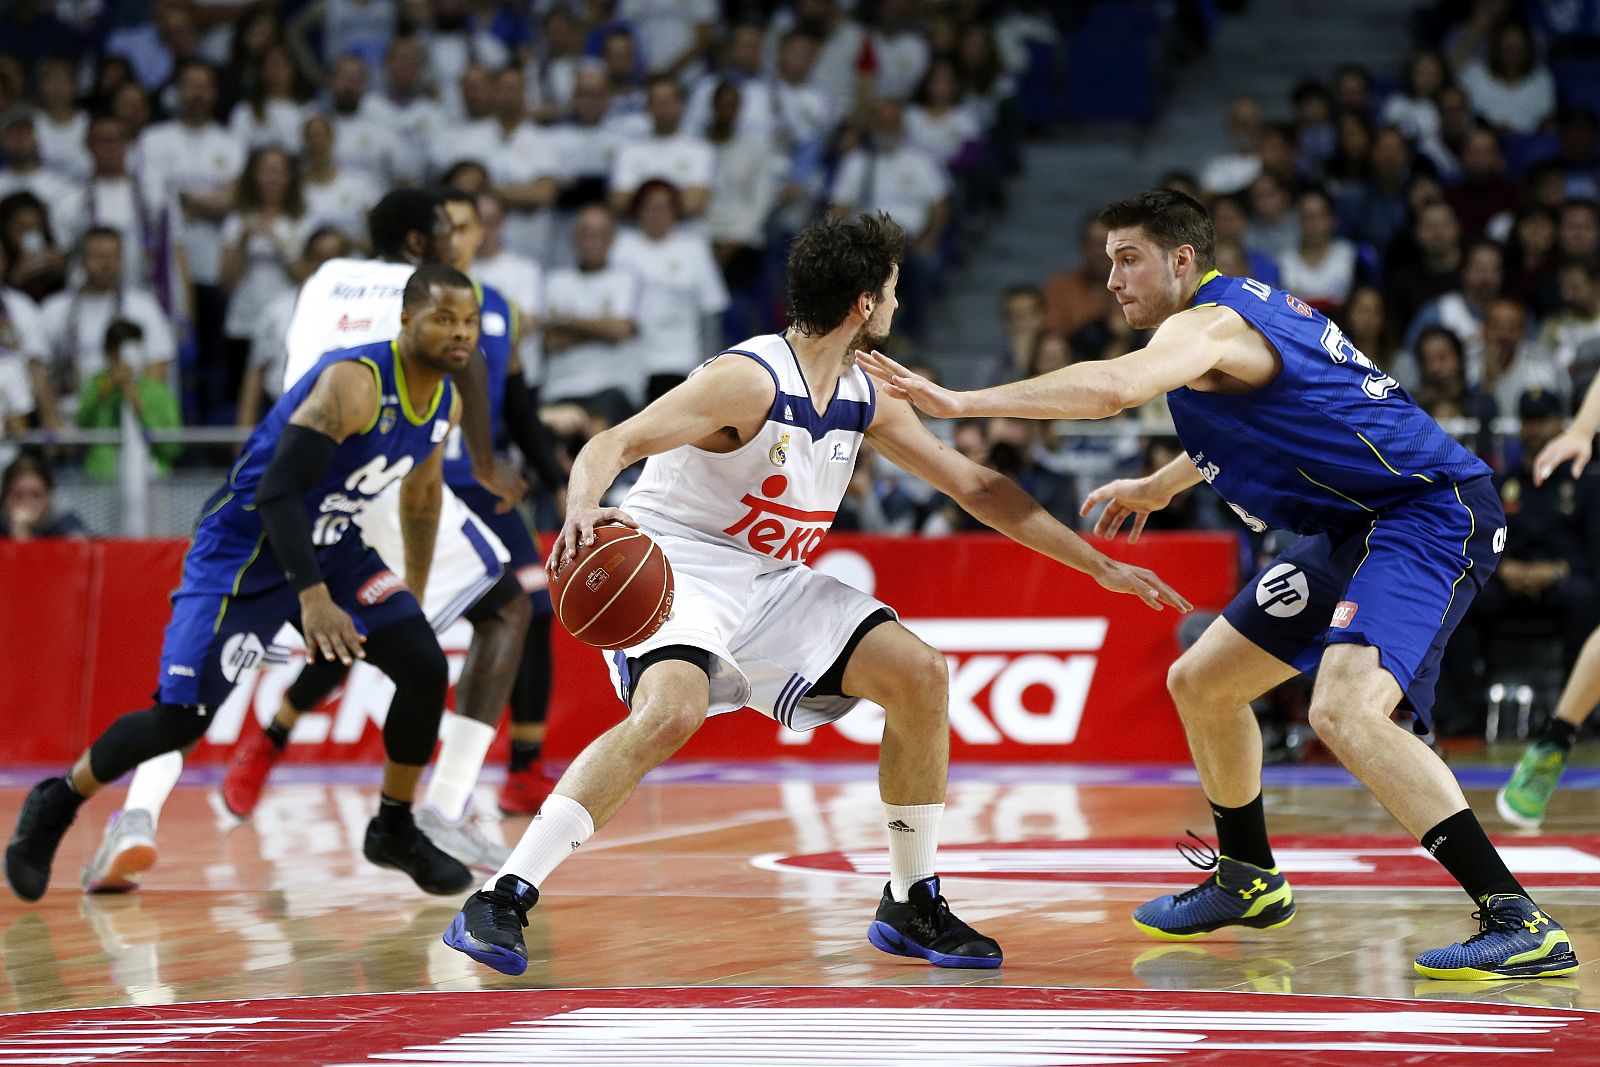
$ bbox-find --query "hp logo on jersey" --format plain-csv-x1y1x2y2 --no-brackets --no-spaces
1255,563,1309,618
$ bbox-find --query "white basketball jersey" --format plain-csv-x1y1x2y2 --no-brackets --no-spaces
282,257,413,390
623,333,875,570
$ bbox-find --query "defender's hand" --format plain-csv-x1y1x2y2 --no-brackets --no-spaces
855,350,966,419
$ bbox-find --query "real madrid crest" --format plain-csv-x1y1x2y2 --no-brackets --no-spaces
378,406,397,434
768,433,790,467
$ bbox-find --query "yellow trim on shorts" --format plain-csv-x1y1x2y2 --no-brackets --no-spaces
1440,483,1475,623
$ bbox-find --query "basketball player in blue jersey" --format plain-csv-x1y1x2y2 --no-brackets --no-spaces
5,265,483,903
862,190,1577,981
440,212,1190,977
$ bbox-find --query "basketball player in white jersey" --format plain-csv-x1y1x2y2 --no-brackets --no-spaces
79,191,530,892
443,213,1191,975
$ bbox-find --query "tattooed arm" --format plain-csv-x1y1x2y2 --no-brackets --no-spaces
398,390,460,606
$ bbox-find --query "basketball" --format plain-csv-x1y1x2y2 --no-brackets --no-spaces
550,523,675,649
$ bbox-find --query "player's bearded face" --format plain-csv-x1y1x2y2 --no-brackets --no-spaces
1106,228,1186,329
413,288,481,373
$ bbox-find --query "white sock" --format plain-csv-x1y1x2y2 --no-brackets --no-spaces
424,714,496,821
123,752,184,830
885,802,943,902
489,793,594,891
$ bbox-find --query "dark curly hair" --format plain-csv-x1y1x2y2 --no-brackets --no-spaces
785,212,907,336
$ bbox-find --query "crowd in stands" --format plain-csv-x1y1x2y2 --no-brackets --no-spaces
0,0,1061,507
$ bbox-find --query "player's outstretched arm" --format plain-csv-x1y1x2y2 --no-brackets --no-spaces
1537,373,1600,485
549,353,776,571
857,309,1232,421
260,361,382,665
865,392,1191,613
399,391,458,604
1080,456,1206,544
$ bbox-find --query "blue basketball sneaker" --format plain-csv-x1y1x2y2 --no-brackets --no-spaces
1132,835,1294,941
443,874,539,976
1414,894,1578,980
867,876,1002,968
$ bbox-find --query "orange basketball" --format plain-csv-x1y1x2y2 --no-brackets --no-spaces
550,524,674,649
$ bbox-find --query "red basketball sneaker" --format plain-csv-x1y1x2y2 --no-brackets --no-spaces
498,766,559,816
222,728,285,819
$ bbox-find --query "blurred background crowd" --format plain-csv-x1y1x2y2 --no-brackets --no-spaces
3,0,1600,740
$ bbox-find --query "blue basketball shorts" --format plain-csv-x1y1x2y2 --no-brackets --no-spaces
156,534,425,710
1221,476,1504,729
452,481,552,616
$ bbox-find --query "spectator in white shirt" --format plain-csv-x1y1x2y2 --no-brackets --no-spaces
236,225,352,431
527,5,586,124
38,227,177,419
683,22,775,141
1537,258,1600,372
1381,48,1449,150
870,0,932,102
454,61,496,126
286,0,397,85
446,65,566,259
542,204,643,425
416,0,512,119
472,190,546,388
229,42,306,152
601,26,649,132
0,191,69,305
324,53,402,186
768,28,837,234
1457,19,1557,135
219,146,315,413
0,239,54,436
619,0,718,77
905,55,984,171
780,0,870,118
30,58,91,183
557,64,626,217
361,35,449,186
612,179,730,401
1200,96,1265,196
1278,188,1358,313
828,97,950,339
704,82,777,291
0,112,77,209
1403,238,1506,381
298,113,383,243
610,76,715,219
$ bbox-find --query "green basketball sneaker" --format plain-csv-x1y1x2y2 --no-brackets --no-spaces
1496,742,1568,829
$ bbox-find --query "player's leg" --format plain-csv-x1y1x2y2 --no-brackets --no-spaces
221,656,349,818
443,652,712,975
501,612,558,815
81,749,185,893
1499,617,1600,829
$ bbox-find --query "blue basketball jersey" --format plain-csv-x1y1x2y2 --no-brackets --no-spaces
1166,271,1490,537
185,339,455,596
442,279,515,487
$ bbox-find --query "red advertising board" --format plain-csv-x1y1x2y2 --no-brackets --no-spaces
0,534,1238,765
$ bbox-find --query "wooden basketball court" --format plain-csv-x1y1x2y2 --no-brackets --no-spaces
3,759,1599,1063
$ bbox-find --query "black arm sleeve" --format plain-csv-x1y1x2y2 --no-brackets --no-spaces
504,379,567,491
255,424,340,591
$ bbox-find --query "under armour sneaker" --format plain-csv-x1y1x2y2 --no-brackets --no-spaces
415,804,511,872
1496,742,1568,829
81,809,158,893
221,728,286,819
443,874,539,976
1132,836,1295,941
363,814,474,895
1414,894,1578,980
867,876,1003,968
498,766,559,816
5,778,81,902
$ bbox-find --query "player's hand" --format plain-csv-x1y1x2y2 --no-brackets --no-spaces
1534,429,1593,486
549,505,639,574
1081,477,1174,543
1093,559,1192,614
475,459,529,513
855,350,966,419
298,587,366,665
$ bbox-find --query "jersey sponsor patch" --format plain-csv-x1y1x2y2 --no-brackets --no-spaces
357,570,407,606
220,631,267,683
1332,600,1358,627
1255,563,1309,617
1285,293,1315,317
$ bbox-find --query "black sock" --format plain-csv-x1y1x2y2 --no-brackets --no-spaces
1422,809,1526,903
1210,793,1274,870
377,793,412,832
510,740,541,773
1539,717,1579,751
264,720,291,749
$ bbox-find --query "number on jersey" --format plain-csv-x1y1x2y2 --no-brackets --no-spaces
1320,320,1399,400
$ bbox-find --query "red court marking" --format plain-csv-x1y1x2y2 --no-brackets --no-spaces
759,834,1600,889
0,987,1594,1065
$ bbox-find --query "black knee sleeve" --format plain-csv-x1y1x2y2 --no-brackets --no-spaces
285,657,352,711
364,614,449,766
511,613,553,726
89,703,210,784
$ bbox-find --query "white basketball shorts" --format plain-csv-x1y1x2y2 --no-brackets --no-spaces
357,482,510,631
602,528,894,731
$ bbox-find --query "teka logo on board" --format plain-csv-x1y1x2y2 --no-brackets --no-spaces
0,988,1591,1065
754,835,1600,891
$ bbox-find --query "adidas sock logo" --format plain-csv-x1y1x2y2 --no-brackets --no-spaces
887,820,915,833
